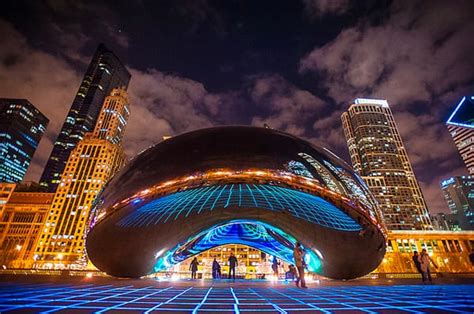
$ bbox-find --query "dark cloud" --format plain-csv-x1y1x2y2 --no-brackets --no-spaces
250,74,326,136
0,20,81,181
303,0,350,18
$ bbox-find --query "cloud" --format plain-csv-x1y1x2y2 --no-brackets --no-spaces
249,74,326,136
0,20,81,181
124,68,222,155
300,1,474,106
303,0,350,18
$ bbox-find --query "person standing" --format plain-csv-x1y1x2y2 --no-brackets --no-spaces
190,257,199,280
271,256,280,278
293,242,307,288
418,249,438,283
212,258,221,279
228,252,238,280
412,251,422,274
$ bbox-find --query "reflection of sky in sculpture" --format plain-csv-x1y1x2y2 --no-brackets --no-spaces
153,221,322,273
117,184,361,231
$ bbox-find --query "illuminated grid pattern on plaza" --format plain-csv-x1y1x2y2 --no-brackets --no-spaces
118,184,361,231
0,282,473,313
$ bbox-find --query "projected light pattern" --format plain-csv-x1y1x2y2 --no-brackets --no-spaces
118,184,361,231
1,282,473,313
153,221,322,273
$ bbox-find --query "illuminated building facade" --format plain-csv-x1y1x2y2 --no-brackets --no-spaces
0,99,48,183
375,230,474,274
40,44,131,192
440,176,474,230
0,186,54,268
34,89,130,269
341,98,432,230
446,96,474,174
87,126,387,280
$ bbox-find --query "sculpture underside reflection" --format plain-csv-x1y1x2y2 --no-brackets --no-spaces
153,220,322,273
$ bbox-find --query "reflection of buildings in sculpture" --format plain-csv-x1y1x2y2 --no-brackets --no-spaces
34,89,130,269
40,44,131,192
446,96,474,174
0,99,49,183
86,126,387,280
439,176,474,231
0,184,53,268
376,230,474,274
342,98,432,230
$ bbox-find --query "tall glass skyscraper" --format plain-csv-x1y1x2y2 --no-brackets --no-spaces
0,99,49,183
440,176,474,230
39,44,131,192
446,96,474,174
341,98,432,230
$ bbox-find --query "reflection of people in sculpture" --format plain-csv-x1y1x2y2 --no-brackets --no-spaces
286,265,297,280
189,257,199,279
228,252,238,280
212,258,221,279
293,242,307,288
271,256,280,278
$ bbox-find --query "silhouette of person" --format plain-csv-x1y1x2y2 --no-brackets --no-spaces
228,252,238,280
212,258,221,279
189,257,198,279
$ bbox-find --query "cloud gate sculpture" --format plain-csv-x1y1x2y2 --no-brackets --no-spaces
86,126,386,279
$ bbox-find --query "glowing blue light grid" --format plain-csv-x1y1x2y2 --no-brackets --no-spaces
118,184,360,231
1,282,473,313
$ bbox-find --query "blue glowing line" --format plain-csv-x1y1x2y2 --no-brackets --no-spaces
447,96,466,125
1,283,473,313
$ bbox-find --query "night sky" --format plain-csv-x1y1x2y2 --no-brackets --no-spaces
1,0,473,214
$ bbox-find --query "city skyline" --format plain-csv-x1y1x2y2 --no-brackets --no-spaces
1,1,473,214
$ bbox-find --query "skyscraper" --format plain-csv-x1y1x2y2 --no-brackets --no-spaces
440,176,474,230
40,44,130,192
34,88,130,268
446,96,474,174
341,98,432,230
0,99,49,183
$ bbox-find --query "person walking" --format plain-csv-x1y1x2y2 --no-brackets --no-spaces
271,256,280,278
228,252,238,280
293,242,307,288
418,249,438,283
190,257,199,280
412,251,422,274
212,258,221,279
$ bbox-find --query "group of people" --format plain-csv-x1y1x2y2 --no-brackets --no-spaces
189,252,238,280
412,249,438,283
189,244,308,287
